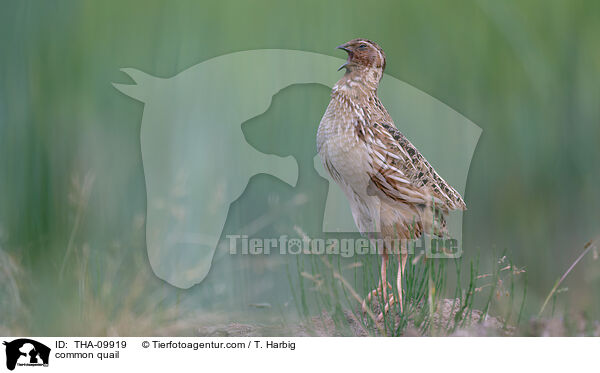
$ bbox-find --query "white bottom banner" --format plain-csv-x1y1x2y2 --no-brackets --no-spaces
0,337,596,372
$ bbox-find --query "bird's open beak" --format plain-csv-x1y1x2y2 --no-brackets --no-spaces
336,43,352,71
336,44,351,53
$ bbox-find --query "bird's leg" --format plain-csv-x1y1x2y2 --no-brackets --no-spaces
397,251,408,313
375,252,396,321
362,252,392,313
381,253,388,301
377,246,408,321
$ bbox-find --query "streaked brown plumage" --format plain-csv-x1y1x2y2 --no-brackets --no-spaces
317,38,466,318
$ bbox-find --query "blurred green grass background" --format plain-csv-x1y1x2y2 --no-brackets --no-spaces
1,0,599,334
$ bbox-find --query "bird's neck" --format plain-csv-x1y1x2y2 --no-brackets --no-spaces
333,67,382,97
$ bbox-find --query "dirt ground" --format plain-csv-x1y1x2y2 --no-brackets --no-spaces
196,299,509,337
196,299,600,337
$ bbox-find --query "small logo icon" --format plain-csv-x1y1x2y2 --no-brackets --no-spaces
3,339,50,371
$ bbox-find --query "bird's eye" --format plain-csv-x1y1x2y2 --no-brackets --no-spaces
358,44,367,50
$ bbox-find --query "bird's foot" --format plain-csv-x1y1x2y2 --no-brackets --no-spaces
362,282,392,314
376,295,395,322
375,287,404,321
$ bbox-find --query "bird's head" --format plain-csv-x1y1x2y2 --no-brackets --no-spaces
337,39,386,74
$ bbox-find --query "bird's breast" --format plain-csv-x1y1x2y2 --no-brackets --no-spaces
317,100,372,195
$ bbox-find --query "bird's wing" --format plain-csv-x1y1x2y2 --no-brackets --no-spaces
362,118,466,212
